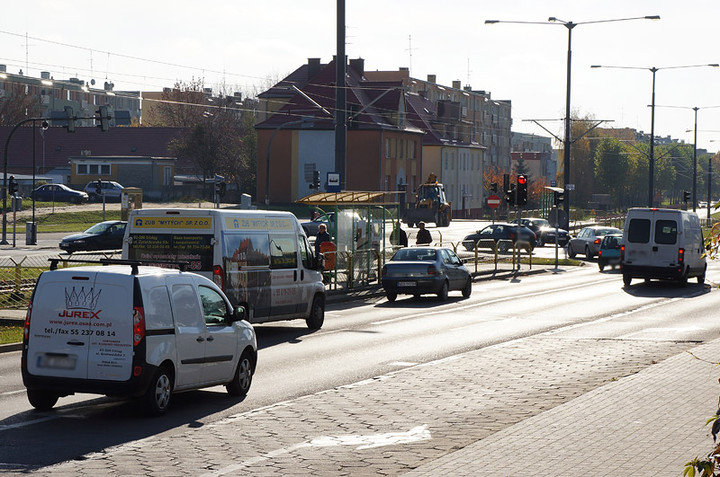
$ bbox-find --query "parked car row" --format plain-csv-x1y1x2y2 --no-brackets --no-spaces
28,181,124,204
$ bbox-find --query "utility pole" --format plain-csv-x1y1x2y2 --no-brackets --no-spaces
335,0,346,189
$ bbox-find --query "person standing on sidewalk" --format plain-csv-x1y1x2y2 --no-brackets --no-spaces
390,221,408,248
315,224,331,256
415,222,432,245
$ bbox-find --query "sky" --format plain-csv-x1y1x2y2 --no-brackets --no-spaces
4,0,720,150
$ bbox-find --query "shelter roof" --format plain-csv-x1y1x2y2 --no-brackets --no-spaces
297,191,399,206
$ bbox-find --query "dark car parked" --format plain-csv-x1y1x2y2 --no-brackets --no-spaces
462,223,536,253
511,217,570,247
566,226,622,258
31,184,89,204
381,247,472,302
59,221,127,253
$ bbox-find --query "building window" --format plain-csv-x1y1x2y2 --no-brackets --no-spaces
385,138,390,158
76,163,110,175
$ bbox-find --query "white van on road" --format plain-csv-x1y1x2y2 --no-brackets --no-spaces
621,208,707,286
22,260,257,415
122,209,326,329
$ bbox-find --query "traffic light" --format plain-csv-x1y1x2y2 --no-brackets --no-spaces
505,183,516,206
64,106,75,133
310,170,321,190
517,175,528,207
683,190,691,203
95,179,102,196
490,182,498,193
215,181,226,198
97,105,111,132
8,176,18,196
553,189,564,206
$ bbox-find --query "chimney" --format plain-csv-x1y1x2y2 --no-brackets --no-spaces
104,81,115,91
203,87,212,96
349,58,365,76
452,80,461,89
163,87,171,93
41,71,51,80
233,92,242,100
427,74,436,84
464,85,472,92
399,67,409,73
308,58,322,78
0,65,6,73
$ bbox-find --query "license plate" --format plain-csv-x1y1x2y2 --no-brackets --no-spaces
397,281,416,287
37,354,77,370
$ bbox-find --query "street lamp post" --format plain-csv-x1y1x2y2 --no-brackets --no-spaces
485,15,659,229
591,64,719,207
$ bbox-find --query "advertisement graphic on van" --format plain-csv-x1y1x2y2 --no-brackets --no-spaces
128,234,213,271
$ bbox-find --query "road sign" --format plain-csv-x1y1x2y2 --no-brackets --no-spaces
486,194,501,209
327,172,341,193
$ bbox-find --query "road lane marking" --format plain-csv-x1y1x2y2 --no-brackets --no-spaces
202,425,431,476
387,361,418,367
370,278,619,325
0,390,25,398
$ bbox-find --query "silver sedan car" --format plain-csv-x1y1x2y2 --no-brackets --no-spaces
567,226,622,258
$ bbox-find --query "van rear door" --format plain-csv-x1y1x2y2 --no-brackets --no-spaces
26,271,98,379
651,211,680,268
86,273,134,381
625,215,653,266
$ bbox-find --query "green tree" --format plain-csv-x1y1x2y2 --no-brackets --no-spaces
593,138,629,207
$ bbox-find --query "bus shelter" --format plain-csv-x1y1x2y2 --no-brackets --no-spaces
296,191,400,289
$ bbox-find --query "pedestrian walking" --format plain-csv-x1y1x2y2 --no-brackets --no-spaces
415,221,432,245
390,221,408,247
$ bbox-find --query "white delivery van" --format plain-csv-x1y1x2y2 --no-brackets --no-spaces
621,208,707,286
122,209,326,329
22,259,257,415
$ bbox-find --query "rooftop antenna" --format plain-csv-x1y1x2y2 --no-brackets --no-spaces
405,35,417,73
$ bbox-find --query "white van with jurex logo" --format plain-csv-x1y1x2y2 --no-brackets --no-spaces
22,260,257,415
622,208,707,286
122,209,326,329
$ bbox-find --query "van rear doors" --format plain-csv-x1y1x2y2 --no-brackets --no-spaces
26,271,134,382
625,210,680,268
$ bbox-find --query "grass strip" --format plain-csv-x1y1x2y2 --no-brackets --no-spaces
0,325,22,345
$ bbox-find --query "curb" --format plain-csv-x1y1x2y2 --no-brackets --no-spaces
0,342,22,353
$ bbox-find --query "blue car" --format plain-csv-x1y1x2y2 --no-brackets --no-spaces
597,233,623,271
31,184,89,203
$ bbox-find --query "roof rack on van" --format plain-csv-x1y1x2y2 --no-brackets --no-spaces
48,258,189,274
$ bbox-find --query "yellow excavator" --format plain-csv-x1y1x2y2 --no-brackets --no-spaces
401,173,452,228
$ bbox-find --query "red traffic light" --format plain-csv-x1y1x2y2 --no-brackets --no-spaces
517,175,527,185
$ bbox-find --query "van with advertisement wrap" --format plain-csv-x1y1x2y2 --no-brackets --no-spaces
22,260,258,415
122,209,326,329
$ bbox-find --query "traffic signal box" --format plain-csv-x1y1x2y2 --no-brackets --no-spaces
683,191,690,203
309,170,321,190
517,175,528,207
553,189,564,206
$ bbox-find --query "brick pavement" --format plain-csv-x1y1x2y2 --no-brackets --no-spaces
407,338,720,477
27,333,704,476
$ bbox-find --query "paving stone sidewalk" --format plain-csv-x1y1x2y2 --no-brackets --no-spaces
28,333,702,476
406,338,720,477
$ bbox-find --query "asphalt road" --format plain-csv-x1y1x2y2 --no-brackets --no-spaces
1,258,719,470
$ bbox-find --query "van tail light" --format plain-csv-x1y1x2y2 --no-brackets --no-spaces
678,248,685,264
620,245,625,261
133,306,146,347
594,238,601,245
23,301,32,342
213,265,225,290
427,265,438,275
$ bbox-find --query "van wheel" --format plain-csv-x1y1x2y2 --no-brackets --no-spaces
678,269,689,286
227,351,254,398
698,268,707,284
144,366,173,416
386,291,397,302
306,295,325,330
27,389,59,411
623,274,632,287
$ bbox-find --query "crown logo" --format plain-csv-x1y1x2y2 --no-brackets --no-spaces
64,287,102,310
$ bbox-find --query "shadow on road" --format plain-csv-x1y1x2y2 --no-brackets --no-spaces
253,324,317,349
0,388,246,471
375,295,468,308
622,280,711,298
